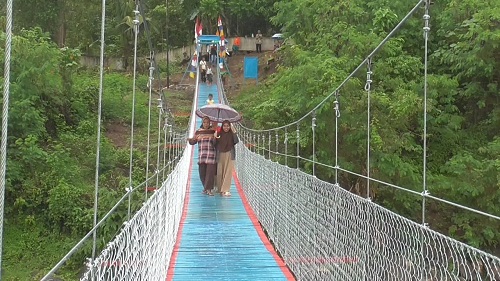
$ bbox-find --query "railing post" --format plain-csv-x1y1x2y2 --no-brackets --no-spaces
162,122,168,182
365,57,373,200
275,130,279,162
296,123,300,170
252,133,256,153
284,128,288,166
258,134,261,156
155,109,163,189
312,111,317,177
334,91,340,184
268,131,271,159
167,125,173,171
244,130,248,150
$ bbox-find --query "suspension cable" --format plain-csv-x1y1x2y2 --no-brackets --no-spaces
155,104,163,189
128,6,141,220
312,111,317,176
365,57,373,200
0,0,13,274
422,0,431,226
421,5,431,275
91,0,107,262
334,91,340,184
145,59,154,200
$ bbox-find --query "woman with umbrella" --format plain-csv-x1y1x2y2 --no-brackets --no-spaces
188,116,217,196
215,120,239,196
195,104,242,196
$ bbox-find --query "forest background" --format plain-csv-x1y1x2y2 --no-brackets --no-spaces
0,0,499,279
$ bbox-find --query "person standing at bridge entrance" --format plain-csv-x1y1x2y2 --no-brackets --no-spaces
255,30,263,53
215,120,239,197
189,116,217,196
232,37,241,55
210,45,217,64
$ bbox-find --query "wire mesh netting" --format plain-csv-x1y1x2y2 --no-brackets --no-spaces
235,143,500,281
80,146,191,280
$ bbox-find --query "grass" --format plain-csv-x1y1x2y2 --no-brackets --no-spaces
164,90,193,128
3,220,83,280
164,91,193,112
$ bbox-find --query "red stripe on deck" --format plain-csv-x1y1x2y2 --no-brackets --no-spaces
166,146,194,280
233,171,296,280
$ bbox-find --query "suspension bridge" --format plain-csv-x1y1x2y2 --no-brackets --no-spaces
0,0,499,280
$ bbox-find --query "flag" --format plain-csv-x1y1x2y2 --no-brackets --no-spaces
217,16,226,57
195,17,203,39
194,18,198,39
217,16,224,40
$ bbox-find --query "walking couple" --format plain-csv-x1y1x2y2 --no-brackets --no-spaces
188,116,239,196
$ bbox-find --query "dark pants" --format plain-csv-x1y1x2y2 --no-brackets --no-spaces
256,44,262,53
198,163,216,191
201,69,206,82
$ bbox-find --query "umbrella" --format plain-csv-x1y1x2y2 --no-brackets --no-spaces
271,33,284,39
196,103,242,123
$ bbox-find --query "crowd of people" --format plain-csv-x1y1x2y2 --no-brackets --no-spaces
188,100,239,197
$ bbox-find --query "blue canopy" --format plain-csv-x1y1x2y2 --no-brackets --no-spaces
197,35,221,45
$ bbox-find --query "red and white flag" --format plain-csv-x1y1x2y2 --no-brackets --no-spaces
195,17,203,39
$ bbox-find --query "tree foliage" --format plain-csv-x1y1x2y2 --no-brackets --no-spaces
1,0,279,59
1,27,157,278
234,0,500,253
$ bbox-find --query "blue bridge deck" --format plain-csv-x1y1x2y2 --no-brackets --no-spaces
167,82,293,280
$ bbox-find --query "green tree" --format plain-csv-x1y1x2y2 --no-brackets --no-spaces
235,0,500,253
